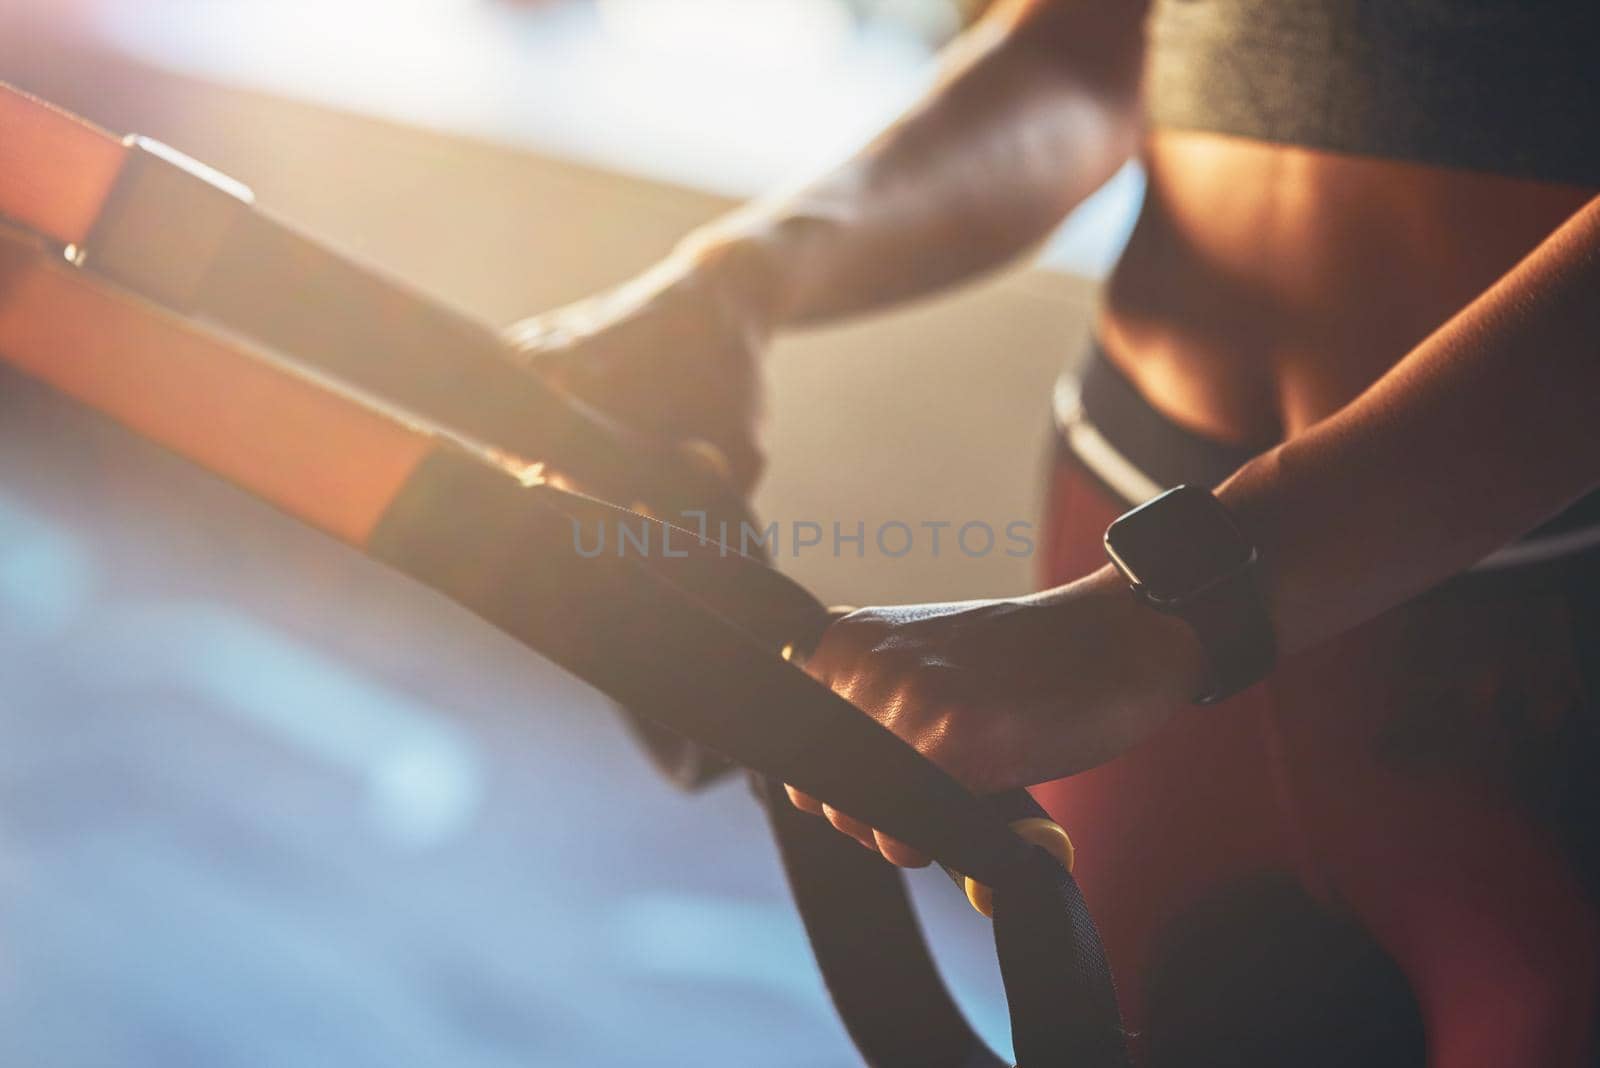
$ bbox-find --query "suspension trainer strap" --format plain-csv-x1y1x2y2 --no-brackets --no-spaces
757,780,1128,1067
0,79,740,786
0,224,435,544
0,81,744,528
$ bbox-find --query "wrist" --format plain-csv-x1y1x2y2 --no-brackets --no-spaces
1079,564,1210,709
1214,448,1298,651
675,208,837,331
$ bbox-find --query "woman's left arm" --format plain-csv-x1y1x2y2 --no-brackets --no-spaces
1222,193,1600,651
793,194,1600,865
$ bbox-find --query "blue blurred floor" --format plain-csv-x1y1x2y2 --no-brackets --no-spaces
0,367,1011,1066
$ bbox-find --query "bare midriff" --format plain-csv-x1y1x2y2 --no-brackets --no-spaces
1099,129,1599,445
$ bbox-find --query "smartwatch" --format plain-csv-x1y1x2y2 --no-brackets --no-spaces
1103,485,1275,704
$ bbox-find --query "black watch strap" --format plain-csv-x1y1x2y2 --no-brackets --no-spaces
1164,569,1276,704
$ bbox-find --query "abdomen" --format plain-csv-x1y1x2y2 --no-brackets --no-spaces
1098,131,1598,442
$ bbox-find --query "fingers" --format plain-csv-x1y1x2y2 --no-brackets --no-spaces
694,431,764,497
822,804,877,851
872,830,931,869
783,784,929,868
785,784,823,814
784,613,930,868
503,317,581,379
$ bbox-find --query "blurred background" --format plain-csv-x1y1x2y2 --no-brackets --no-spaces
0,1,1138,1064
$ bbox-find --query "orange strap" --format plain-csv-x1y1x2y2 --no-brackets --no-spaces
0,223,434,547
0,81,442,546
0,84,128,247
0,80,739,554
0,80,745,523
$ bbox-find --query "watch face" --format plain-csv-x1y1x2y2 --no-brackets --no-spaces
1104,485,1255,601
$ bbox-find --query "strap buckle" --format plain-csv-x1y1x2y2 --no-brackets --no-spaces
68,135,254,312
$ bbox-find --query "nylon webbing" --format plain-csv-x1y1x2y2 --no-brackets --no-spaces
0,77,746,787
0,80,747,538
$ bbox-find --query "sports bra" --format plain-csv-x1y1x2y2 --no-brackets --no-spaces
1145,0,1600,186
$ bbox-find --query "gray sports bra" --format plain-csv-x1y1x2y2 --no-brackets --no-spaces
1145,0,1600,186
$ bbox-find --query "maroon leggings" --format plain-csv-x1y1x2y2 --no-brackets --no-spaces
1030,454,1600,1067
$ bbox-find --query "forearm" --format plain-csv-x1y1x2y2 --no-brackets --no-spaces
797,194,1600,801
1221,195,1600,653
683,0,1147,327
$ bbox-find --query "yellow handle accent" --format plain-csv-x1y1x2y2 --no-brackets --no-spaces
963,817,1076,918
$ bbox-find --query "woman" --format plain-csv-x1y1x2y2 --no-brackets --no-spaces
510,1,1600,1062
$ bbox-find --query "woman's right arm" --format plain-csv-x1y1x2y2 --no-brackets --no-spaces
508,0,1149,488
692,0,1150,325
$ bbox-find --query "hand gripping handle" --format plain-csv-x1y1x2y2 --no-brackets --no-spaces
785,611,1076,918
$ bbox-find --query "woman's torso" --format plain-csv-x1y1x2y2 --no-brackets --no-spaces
1099,134,1598,446
1096,0,1600,446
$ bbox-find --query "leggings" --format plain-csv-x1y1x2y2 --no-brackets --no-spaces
1031,368,1600,1066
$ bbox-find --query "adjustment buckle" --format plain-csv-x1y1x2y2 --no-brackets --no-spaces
68,135,254,312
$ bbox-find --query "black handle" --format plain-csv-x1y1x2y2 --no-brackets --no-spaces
938,791,1076,917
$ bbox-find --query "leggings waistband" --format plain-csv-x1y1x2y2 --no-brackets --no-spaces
1058,338,1265,499
1054,336,1600,580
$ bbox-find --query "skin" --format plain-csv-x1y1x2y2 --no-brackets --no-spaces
508,0,1600,867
